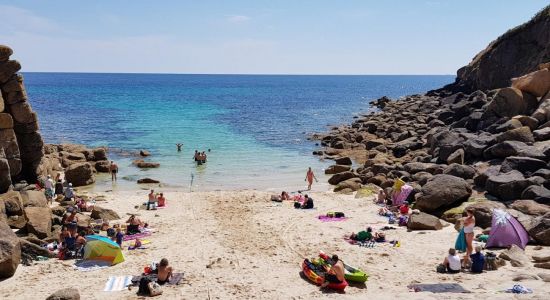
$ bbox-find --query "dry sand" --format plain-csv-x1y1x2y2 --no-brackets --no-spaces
1,188,550,299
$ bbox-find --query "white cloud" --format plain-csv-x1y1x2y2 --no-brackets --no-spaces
226,15,250,23
0,5,62,34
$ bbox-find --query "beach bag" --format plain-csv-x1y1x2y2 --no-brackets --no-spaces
455,228,467,252
294,202,301,209
436,264,446,273
398,215,408,227
138,277,152,295
148,282,163,296
335,212,345,218
485,252,498,271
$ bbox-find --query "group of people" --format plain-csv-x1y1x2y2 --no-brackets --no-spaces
42,174,76,205
193,150,209,165
146,190,166,210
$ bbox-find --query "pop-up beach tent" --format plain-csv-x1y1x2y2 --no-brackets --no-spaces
486,209,529,249
83,235,125,265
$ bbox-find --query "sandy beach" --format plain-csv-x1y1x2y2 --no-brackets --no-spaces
1,188,549,299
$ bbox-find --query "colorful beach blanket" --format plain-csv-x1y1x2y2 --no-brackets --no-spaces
123,232,152,241
103,276,133,291
318,215,348,222
131,273,184,286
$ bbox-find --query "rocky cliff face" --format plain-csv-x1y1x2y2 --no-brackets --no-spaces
445,5,550,93
0,45,44,193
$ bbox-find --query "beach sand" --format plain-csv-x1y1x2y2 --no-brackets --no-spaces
1,189,549,299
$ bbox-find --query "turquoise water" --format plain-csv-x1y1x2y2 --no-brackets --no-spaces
24,73,453,191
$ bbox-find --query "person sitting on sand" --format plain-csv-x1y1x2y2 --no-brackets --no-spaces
59,225,69,244
301,194,314,209
281,191,290,201
157,193,166,207
157,258,173,285
442,248,461,274
350,227,373,242
376,189,386,204
470,246,485,273
374,231,386,242
126,214,143,234
321,255,345,287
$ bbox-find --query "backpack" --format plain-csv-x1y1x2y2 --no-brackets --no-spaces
294,202,301,209
335,212,345,218
138,277,152,295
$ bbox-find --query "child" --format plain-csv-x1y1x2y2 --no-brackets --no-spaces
115,227,124,248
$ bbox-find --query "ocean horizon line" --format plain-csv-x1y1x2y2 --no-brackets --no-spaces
21,71,455,77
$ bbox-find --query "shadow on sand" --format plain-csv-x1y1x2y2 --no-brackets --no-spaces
407,283,471,293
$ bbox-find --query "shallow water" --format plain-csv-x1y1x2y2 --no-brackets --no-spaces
24,73,453,192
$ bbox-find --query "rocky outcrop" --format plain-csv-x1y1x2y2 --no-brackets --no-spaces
0,221,21,278
407,212,443,230
64,162,95,187
24,207,52,239
414,175,472,213
137,178,160,184
90,206,120,222
444,5,550,93
499,244,530,267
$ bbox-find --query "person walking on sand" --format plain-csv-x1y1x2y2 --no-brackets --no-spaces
176,143,183,152
109,161,118,182
305,167,318,190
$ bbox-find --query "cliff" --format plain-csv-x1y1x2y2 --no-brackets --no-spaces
445,5,550,93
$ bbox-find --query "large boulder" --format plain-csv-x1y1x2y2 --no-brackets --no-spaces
93,160,110,173
0,221,21,278
24,207,52,239
334,157,352,165
324,164,351,175
532,92,550,123
137,178,160,184
403,162,441,174
90,206,120,222
500,156,547,175
46,288,80,300
467,201,507,228
533,127,550,141
511,69,550,97
443,163,476,179
521,185,550,204
0,191,23,216
496,126,535,144
19,190,47,207
414,174,472,213
0,156,10,193
484,141,544,159
499,244,530,267
0,45,13,62
328,171,357,185
334,178,362,192
407,212,443,230
487,88,537,118
509,200,550,216
64,162,95,186
92,148,107,161
485,170,532,201
133,160,160,169
528,214,550,246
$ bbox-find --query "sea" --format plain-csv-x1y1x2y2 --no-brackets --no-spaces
23,73,454,192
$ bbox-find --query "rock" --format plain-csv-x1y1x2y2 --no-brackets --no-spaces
24,207,52,239
139,150,151,157
334,178,362,192
0,156,10,193
371,163,395,175
534,262,550,269
533,127,550,141
485,170,531,201
354,184,381,198
403,162,441,174
0,221,21,278
446,148,465,164
133,161,160,169
328,171,357,185
532,253,550,263
64,162,95,186
0,45,13,62
0,113,13,129
19,238,53,259
334,157,352,165
75,213,90,228
412,171,433,185
0,191,24,216
0,60,21,83
496,126,535,144
499,244,530,267
467,201,507,229
93,160,110,172
510,200,550,216
324,164,351,175
487,88,537,118
532,93,550,123
137,178,160,184
512,274,540,281
512,69,550,97
528,215,550,246
415,174,472,213
51,206,65,217
19,190,47,207
92,148,107,161
364,139,385,150
407,212,443,230
500,156,547,175
521,186,550,204
45,288,80,300
90,206,120,222
484,141,543,159
539,273,550,282
512,115,539,131
443,163,476,179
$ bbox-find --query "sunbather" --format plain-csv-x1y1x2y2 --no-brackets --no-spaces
126,214,143,234
350,227,373,242
157,258,173,285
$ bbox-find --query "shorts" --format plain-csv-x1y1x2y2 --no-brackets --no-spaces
325,274,342,284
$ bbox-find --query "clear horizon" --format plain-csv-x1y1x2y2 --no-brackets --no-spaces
1,0,548,75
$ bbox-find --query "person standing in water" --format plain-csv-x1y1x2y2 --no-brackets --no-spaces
176,143,183,152
305,167,318,190
109,161,118,181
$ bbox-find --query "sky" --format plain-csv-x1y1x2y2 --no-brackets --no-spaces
0,0,547,75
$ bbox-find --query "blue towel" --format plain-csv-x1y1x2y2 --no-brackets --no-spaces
455,228,466,252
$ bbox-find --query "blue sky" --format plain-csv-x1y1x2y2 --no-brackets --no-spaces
0,0,547,74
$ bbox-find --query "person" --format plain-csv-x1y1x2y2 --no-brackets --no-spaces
442,248,461,274
54,178,64,198
109,161,118,181
200,151,207,163
193,150,199,161
301,194,314,209
59,225,69,244
44,175,54,205
376,189,386,204
321,255,345,287
147,190,157,210
304,167,318,191
176,143,183,152
157,258,173,285
399,202,409,215
126,214,143,234
208,148,211,152
470,246,485,273
350,227,373,242
157,193,166,207
374,231,386,242
281,191,290,201
115,227,124,247
62,207,79,225
64,183,75,201
463,208,476,267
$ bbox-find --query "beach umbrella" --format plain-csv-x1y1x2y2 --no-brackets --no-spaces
83,235,125,265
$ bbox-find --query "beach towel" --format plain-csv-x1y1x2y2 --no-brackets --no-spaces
104,275,133,292
123,232,152,241
73,260,111,272
131,273,184,286
392,184,413,206
455,228,467,252
318,215,348,222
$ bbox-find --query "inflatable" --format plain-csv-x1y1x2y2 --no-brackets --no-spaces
318,252,368,283
302,259,348,290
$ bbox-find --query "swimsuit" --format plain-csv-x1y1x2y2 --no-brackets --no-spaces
325,273,343,283
464,223,474,234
